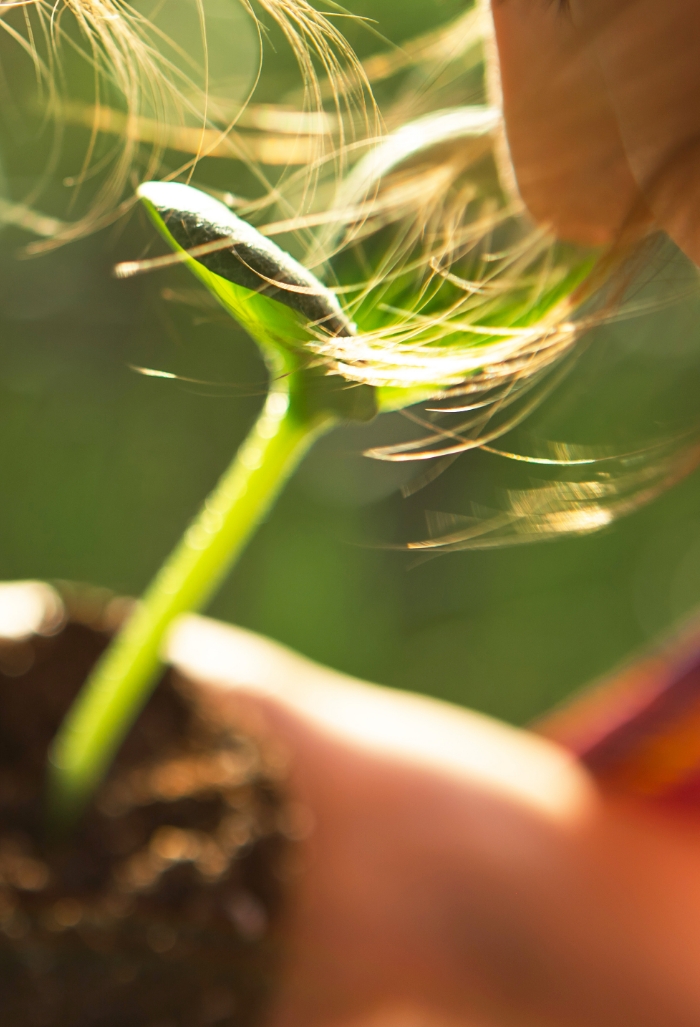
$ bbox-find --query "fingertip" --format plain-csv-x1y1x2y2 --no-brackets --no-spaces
166,614,305,698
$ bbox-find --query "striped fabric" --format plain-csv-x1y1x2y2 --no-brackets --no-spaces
535,615,700,808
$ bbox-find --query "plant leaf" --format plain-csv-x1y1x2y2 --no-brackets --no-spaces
137,182,378,421
137,181,354,358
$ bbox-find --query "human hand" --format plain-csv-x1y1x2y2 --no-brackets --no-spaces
491,0,700,263
169,613,700,1027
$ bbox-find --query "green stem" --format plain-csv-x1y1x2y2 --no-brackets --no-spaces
48,374,335,827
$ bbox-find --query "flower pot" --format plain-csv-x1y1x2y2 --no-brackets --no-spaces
0,582,292,1027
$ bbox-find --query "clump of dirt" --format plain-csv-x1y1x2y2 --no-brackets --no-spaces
0,607,292,1027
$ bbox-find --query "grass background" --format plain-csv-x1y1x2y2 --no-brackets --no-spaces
1,0,700,724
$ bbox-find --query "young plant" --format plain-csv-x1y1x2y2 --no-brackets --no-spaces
46,112,606,825
46,181,378,823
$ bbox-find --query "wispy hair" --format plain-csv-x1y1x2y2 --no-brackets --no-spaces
2,0,698,549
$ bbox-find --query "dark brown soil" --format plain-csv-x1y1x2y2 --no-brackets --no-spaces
0,598,292,1027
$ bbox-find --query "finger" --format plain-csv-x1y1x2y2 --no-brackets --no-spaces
167,613,601,1027
166,612,593,823
168,614,700,1027
572,0,700,263
491,0,647,244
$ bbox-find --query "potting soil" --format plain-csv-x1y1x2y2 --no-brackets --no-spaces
0,611,291,1026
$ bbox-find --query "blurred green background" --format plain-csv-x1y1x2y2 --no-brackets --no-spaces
1,0,700,726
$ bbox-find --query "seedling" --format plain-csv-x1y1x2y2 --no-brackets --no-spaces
46,121,608,827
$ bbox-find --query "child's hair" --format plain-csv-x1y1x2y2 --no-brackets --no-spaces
2,0,698,549
0,0,378,241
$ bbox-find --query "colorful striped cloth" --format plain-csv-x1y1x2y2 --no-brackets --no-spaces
535,615,700,807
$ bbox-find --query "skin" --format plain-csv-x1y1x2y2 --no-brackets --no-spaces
168,613,700,1027
492,0,700,262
